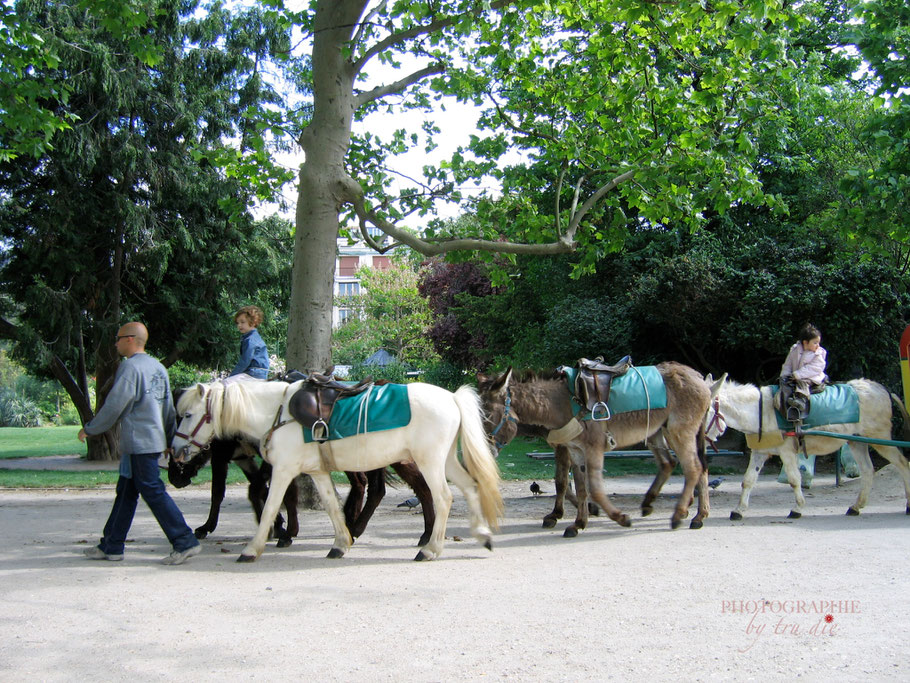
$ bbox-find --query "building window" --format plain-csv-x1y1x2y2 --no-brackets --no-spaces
339,256,359,277
338,308,354,324
338,281,360,297
372,255,390,271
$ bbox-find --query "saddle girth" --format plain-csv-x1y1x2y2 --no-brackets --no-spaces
575,355,633,421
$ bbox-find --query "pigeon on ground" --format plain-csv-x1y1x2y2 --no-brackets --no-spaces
530,481,544,496
396,496,421,509
708,476,725,490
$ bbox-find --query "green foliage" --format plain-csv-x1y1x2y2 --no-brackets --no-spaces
420,360,466,391
167,361,215,392
332,258,440,369
0,389,43,427
347,359,410,384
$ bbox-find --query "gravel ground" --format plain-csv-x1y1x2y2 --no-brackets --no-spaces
1,468,908,681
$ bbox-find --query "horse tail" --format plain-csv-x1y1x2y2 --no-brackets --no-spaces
890,393,910,443
453,385,504,530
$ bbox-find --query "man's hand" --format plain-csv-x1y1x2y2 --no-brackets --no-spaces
77,429,87,443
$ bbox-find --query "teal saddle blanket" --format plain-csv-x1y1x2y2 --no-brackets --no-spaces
302,383,411,443
771,383,860,429
562,365,668,417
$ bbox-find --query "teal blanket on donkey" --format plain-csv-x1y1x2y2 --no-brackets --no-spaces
562,365,668,417
302,383,411,443
771,383,860,429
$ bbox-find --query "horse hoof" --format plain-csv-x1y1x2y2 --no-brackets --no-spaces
689,519,703,530
616,515,632,528
236,554,256,563
588,504,599,516
906,506,910,516
846,507,860,516
326,547,345,559
641,506,653,517
542,517,558,529
414,550,431,561
194,529,208,540
730,511,743,521
788,511,801,519
276,538,292,548
483,539,493,551
563,527,579,538
671,519,681,530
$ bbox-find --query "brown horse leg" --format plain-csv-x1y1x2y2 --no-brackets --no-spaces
641,437,677,517
342,471,368,534
194,444,231,539
390,462,435,546
581,451,632,531
666,432,708,529
562,452,589,537
543,445,570,528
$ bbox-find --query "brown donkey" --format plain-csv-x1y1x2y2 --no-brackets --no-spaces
478,362,712,534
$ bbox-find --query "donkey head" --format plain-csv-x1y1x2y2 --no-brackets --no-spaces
476,368,519,449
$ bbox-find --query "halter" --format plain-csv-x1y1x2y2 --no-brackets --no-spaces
175,392,215,454
705,396,726,452
490,386,518,450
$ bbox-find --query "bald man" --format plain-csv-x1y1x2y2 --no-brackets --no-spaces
79,322,200,565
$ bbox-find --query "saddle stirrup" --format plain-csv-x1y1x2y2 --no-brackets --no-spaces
591,401,611,421
312,418,329,443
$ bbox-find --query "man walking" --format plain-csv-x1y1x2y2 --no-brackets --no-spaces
78,322,200,565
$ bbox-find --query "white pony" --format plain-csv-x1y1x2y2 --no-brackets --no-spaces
172,380,503,562
706,375,910,519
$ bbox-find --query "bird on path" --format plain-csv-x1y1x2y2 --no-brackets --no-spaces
530,481,544,496
708,476,725,490
396,496,421,509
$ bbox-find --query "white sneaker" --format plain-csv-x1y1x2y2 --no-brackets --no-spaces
161,544,201,565
84,546,123,562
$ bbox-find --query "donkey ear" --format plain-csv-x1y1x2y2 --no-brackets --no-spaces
709,373,727,399
491,367,513,394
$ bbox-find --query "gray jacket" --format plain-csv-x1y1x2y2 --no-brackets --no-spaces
84,353,176,476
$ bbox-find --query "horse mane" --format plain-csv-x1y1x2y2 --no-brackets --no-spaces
219,381,255,436
515,368,566,383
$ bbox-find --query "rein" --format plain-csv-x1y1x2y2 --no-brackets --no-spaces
490,386,518,450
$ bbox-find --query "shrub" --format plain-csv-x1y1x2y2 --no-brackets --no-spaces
0,389,44,427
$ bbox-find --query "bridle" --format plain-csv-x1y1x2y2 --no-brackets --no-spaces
705,396,726,452
174,392,215,456
490,385,518,450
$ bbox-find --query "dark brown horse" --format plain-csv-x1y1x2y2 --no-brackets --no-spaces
168,438,299,546
478,362,711,534
168,438,436,547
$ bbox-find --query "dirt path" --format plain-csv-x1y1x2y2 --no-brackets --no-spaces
1,470,908,681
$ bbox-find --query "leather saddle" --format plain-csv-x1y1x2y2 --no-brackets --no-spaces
574,355,633,421
287,370,377,442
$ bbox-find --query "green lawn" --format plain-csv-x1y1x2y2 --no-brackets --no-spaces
0,426,740,488
0,426,85,459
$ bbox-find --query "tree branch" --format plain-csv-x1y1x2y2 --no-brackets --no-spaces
354,63,445,108
349,191,576,256
353,0,520,73
565,169,636,240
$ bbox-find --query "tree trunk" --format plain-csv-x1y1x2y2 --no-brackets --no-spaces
286,3,364,509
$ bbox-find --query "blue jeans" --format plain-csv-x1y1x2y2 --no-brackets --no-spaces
97,453,199,555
